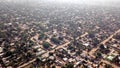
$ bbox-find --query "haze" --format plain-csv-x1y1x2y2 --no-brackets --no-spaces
4,0,120,7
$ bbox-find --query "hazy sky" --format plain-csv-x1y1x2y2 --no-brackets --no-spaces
47,0,120,4
4,0,120,6
43,0,120,6
5,0,120,3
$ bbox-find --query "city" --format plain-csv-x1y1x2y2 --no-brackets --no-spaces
0,0,120,68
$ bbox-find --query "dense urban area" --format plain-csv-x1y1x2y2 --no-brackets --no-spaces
0,1,120,68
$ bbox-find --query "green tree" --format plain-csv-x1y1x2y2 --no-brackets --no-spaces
66,63,74,68
105,64,112,68
61,66,66,68
38,33,46,40
61,63,74,68
42,42,50,49
51,37,60,44
52,65,56,68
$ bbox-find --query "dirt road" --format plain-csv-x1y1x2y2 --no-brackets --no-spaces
89,29,120,68
18,32,88,68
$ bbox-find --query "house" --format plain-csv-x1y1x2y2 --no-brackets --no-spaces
83,43,89,47
0,47,3,53
36,50,46,56
106,55,116,61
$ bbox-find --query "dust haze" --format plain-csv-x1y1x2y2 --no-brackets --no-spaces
2,0,120,7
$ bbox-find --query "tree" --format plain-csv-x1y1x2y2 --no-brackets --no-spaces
118,51,120,54
52,65,56,68
38,33,46,40
58,36,63,40
92,38,99,46
88,31,95,38
51,37,60,44
114,34,120,40
4,51,13,57
0,56,6,67
96,52,102,59
105,64,112,68
61,63,74,68
66,63,74,68
76,50,82,56
61,66,66,68
42,42,50,49
67,45,73,50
